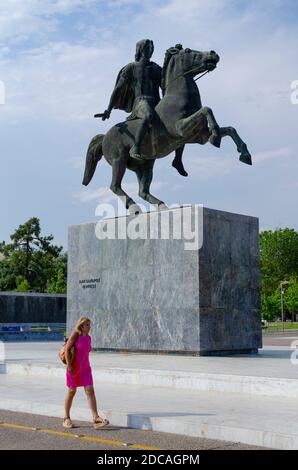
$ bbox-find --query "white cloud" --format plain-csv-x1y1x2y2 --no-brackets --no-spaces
0,0,97,42
77,183,141,204
0,41,120,123
106,0,142,6
77,186,119,204
253,147,293,164
157,0,225,20
1,0,295,129
69,157,85,170
183,145,294,180
185,151,235,179
277,181,298,190
0,0,298,245
76,181,164,204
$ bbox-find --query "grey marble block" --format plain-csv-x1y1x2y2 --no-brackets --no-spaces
67,206,262,355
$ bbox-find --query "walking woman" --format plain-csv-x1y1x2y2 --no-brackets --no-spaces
63,316,109,429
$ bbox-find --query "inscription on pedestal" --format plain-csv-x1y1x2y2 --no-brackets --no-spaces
79,278,101,290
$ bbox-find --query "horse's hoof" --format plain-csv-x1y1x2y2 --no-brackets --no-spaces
209,133,221,148
157,203,168,211
129,204,142,215
239,151,252,165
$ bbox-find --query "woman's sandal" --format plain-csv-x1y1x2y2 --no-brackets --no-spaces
93,415,109,429
63,417,74,428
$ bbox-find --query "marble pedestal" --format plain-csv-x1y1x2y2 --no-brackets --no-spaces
67,206,262,355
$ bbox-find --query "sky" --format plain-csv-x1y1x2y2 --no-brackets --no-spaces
0,0,297,249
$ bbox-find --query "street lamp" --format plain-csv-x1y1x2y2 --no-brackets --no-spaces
280,281,289,332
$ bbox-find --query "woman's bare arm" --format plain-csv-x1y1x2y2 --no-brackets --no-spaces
65,331,78,371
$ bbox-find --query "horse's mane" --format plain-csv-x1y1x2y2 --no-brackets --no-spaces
161,44,183,95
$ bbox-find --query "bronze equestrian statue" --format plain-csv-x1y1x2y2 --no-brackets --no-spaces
83,42,252,213
98,39,188,176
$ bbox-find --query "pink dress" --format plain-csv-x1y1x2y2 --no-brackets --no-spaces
66,334,93,388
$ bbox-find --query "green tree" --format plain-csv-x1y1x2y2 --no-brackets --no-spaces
284,278,298,322
47,253,67,294
260,228,298,296
15,276,30,292
260,228,298,321
0,217,66,293
261,290,281,322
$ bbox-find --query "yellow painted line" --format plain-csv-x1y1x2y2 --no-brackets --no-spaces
78,435,159,450
0,422,161,450
129,444,161,450
79,435,129,447
0,423,35,432
38,429,80,439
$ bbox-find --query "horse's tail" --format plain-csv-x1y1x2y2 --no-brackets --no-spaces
82,134,105,186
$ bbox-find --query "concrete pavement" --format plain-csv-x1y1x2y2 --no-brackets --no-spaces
0,341,298,449
0,410,266,450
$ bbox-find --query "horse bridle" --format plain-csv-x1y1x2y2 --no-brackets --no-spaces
166,66,210,87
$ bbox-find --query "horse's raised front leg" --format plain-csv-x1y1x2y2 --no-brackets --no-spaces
201,107,221,148
110,158,141,213
220,126,252,165
176,106,221,148
135,160,167,209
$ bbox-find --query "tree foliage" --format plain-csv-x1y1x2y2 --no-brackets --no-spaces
284,278,298,321
0,217,67,293
261,291,281,322
260,228,298,320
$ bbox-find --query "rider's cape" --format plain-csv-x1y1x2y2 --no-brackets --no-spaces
111,63,135,113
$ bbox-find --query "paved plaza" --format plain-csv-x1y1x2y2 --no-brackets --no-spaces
0,338,297,450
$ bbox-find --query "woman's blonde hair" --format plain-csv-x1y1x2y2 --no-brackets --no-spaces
74,316,91,335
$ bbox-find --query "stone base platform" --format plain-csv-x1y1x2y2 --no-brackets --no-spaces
67,206,262,355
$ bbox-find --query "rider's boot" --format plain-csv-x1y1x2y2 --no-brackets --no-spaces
129,144,143,160
171,145,188,177
129,118,150,161
172,157,188,176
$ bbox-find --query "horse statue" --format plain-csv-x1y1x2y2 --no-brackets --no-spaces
82,45,252,213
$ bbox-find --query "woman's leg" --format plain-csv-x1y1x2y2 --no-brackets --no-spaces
64,387,77,419
84,385,99,421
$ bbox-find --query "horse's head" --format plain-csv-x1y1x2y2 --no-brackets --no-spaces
162,45,220,90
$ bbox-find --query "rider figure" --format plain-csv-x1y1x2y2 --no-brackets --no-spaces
101,39,187,176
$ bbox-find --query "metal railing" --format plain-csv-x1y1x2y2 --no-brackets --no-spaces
0,323,66,338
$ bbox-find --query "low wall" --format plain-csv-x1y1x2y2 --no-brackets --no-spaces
0,292,66,323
